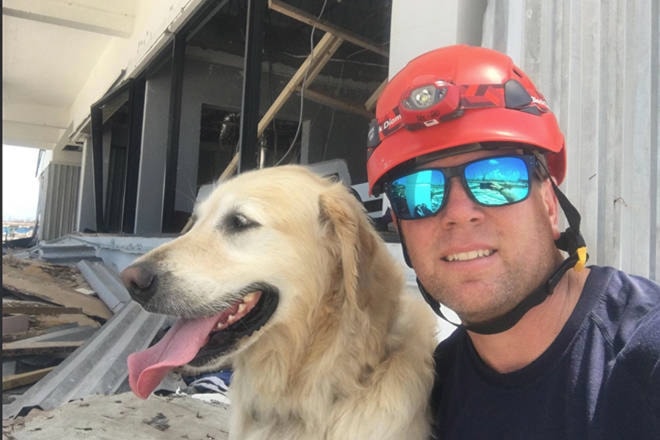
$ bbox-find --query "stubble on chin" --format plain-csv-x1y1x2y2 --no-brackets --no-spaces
419,255,557,325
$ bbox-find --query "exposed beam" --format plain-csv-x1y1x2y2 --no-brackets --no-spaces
268,0,388,58
2,367,55,391
2,305,84,315
364,79,388,112
298,88,373,119
2,340,84,357
304,36,345,85
2,0,135,38
257,32,343,137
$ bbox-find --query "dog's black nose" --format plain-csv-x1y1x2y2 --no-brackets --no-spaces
121,263,157,306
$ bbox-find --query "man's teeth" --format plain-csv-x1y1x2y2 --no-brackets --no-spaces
445,249,493,262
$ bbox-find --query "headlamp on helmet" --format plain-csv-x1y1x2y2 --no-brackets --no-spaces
400,81,461,127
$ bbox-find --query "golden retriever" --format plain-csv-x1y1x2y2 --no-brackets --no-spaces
121,165,436,440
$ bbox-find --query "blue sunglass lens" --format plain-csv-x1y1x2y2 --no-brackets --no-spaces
387,156,532,220
465,157,530,206
387,170,445,219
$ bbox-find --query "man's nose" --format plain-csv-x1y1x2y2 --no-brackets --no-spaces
438,177,484,226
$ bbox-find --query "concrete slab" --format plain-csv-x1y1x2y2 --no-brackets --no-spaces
3,392,230,439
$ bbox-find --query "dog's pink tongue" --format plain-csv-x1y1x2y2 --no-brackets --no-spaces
127,316,217,399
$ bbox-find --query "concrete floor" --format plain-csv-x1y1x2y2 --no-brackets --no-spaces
2,392,231,439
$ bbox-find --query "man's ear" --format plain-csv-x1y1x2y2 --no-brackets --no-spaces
541,178,561,240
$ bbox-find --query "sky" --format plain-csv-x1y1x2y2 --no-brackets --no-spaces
2,144,41,222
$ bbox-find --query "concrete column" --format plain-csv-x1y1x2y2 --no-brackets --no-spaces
389,0,487,78
134,74,169,234
76,138,96,233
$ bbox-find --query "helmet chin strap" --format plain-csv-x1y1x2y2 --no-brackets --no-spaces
400,178,588,335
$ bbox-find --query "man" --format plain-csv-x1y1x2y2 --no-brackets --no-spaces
366,45,660,439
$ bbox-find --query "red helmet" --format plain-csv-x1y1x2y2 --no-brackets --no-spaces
367,45,566,195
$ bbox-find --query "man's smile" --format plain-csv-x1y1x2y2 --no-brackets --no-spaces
444,249,495,262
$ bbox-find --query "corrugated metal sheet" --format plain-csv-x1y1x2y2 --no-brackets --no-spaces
3,302,177,418
38,236,98,263
40,163,81,241
483,0,659,281
77,260,133,313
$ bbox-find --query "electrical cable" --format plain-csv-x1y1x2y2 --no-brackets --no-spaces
275,0,329,166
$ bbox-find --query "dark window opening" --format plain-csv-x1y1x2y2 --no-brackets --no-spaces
197,104,302,188
90,80,145,233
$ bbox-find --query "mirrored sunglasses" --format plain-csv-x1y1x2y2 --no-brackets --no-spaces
385,155,538,220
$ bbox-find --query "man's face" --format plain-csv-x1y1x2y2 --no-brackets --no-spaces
398,149,563,326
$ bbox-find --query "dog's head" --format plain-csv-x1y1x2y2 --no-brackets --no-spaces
122,165,390,392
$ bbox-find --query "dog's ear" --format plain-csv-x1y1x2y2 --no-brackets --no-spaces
318,183,376,308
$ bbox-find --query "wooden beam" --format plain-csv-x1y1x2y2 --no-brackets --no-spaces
2,315,29,334
2,367,55,390
3,304,84,316
298,88,373,119
2,340,84,357
303,36,345,88
2,265,112,321
268,0,388,57
365,79,388,112
257,32,343,137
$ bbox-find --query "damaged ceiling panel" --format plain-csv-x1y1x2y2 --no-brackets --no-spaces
190,0,391,85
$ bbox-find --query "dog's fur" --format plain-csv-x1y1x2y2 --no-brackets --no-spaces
123,165,436,440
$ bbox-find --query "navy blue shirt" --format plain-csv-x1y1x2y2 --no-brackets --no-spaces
429,266,660,439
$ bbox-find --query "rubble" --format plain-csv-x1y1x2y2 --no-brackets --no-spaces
2,255,111,321
2,255,108,399
2,238,231,436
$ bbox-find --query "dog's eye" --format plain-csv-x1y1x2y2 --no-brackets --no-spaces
224,212,258,232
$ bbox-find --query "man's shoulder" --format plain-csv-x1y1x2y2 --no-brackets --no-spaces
587,265,660,381
586,266,660,329
587,265,660,299
591,268,660,438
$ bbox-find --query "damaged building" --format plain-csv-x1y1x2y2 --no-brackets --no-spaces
2,0,658,437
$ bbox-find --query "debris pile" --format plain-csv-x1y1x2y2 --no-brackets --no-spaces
2,239,230,438
2,255,110,404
